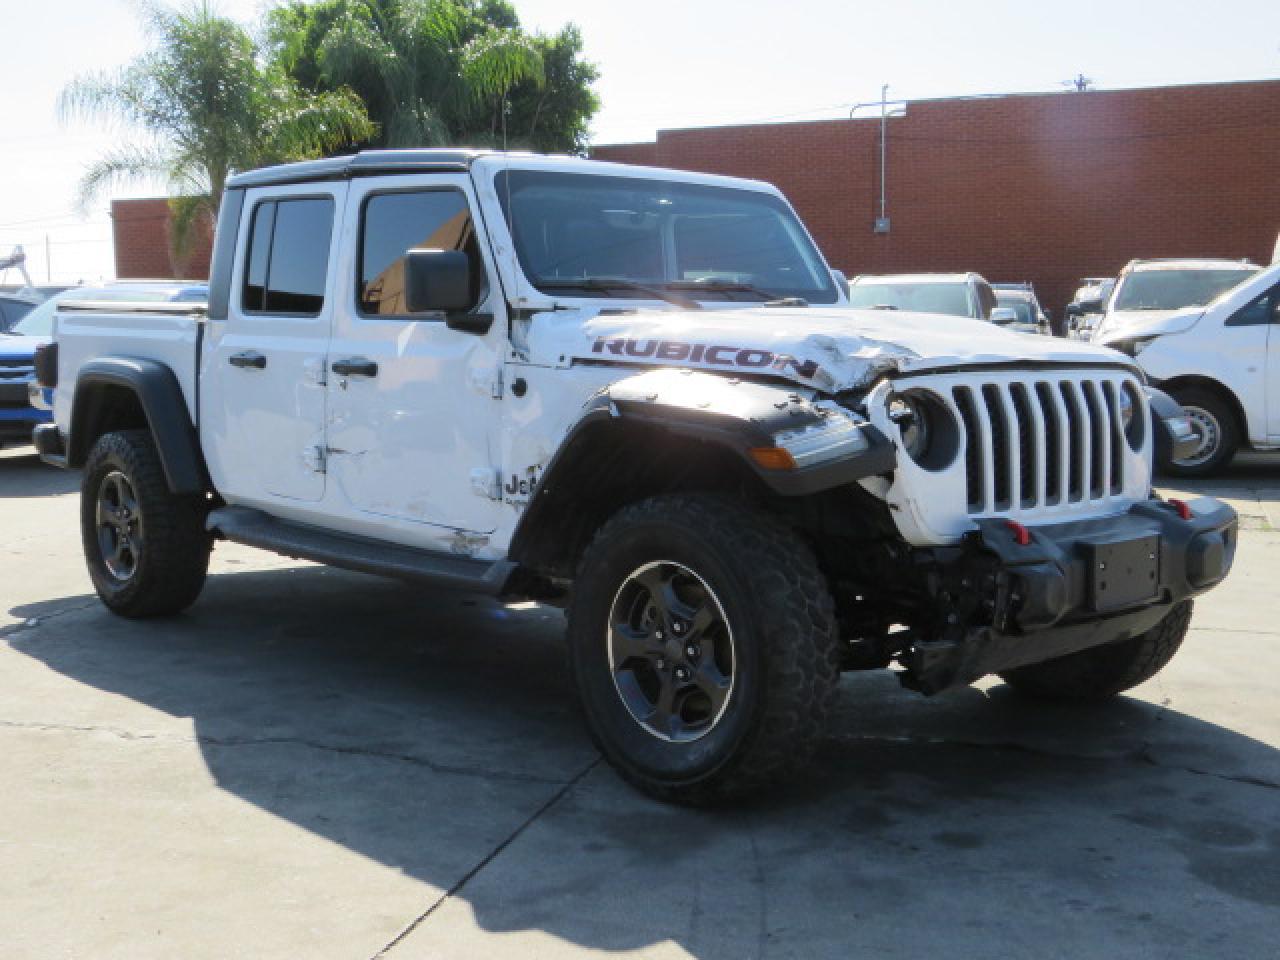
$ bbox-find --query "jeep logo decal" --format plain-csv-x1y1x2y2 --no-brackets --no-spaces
590,337,821,380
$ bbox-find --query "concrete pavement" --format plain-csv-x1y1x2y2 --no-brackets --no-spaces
2,445,1279,959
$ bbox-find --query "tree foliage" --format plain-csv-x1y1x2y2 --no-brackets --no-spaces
60,0,374,250
267,0,599,154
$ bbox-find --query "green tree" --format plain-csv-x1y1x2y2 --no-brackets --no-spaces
268,0,598,154
61,1,374,251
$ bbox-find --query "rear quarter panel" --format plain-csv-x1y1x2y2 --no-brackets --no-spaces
54,309,202,431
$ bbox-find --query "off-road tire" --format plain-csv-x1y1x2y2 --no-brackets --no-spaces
81,429,211,618
1000,600,1192,700
1163,387,1238,477
567,494,840,804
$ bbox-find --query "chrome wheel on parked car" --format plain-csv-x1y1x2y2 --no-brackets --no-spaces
96,470,143,582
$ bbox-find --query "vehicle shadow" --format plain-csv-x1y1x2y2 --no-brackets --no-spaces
8,565,1280,957
0,448,79,498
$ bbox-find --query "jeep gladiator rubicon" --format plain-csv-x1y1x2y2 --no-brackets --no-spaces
35,151,1236,803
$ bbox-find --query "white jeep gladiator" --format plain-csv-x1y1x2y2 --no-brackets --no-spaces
34,151,1237,803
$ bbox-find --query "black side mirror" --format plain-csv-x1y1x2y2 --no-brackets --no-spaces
405,249,473,312
404,249,492,332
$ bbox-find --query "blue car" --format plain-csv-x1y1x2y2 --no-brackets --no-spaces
1,282,207,447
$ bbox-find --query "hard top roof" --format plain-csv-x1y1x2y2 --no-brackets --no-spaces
1123,258,1258,273
227,149,495,189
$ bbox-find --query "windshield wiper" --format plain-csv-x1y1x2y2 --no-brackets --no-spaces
666,279,808,307
536,277,702,310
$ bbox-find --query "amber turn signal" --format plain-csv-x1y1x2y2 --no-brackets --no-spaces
747,446,798,470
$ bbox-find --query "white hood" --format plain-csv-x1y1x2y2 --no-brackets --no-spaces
526,305,1132,393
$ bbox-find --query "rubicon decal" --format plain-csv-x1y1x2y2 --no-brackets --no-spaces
591,337,822,380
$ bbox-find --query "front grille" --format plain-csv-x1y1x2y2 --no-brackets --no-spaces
953,373,1139,515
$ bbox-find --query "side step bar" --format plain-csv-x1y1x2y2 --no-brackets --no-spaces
207,506,516,595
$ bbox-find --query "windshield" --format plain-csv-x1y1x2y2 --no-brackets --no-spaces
847,281,971,317
994,295,1034,325
1112,268,1257,311
495,171,838,304
9,297,58,337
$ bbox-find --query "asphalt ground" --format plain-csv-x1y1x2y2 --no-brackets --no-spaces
2,446,1279,959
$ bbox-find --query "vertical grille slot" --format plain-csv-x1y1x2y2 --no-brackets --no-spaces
982,384,1012,510
1081,381,1109,499
954,386,984,512
1101,380,1125,494
1009,384,1037,507
1059,382,1086,502
1035,382,1063,505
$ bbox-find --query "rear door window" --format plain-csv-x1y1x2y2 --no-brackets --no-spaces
241,197,335,315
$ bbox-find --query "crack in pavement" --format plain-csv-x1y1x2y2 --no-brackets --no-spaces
370,755,602,960
0,719,576,786
1,599,101,639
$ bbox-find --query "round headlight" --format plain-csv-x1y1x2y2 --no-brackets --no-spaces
887,389,959,470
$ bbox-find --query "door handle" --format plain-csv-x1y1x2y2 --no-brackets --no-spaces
331,357,378,378
229,351,266,369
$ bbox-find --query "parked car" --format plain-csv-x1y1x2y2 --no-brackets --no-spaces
0,291,41,333
847,272,998,320
3,282,208,444
1066,278,1115,340
1097,260,1280,475
36,149,1235,803
991,283,1052,335
1090,258,1259,343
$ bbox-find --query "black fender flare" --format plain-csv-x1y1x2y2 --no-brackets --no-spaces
507,369,893,569
69,357,208,494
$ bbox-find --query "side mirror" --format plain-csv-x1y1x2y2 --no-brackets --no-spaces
404,249,491,332
989,307,1018,325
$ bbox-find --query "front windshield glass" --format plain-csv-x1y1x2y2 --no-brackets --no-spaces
1112,268,1257,311
847,282,971,316
10,297,58,337
995,295,1034,325
495,170,838,304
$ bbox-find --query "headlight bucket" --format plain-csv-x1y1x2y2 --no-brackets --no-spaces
888,389,960,471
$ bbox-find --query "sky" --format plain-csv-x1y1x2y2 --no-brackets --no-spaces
1,0,1277,283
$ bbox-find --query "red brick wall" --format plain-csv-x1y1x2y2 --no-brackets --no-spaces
111,198,214,280
593,80,1280,313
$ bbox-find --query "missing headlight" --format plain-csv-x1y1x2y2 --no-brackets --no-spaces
887,389,959,470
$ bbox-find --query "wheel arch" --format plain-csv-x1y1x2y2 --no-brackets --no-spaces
1157,374,1251,444
507,371,895,579
68,357,208,494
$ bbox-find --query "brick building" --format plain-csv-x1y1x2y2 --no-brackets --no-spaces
112,197,213,281
112,79,1280,311
592,79,1280,311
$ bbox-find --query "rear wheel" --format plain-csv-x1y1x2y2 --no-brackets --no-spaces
567,495,840,804
81,429,211,618
1164,387,1238,476
1000,600,1192,700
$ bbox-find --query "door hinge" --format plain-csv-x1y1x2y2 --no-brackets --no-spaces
469,467,502,500
303,444,327,474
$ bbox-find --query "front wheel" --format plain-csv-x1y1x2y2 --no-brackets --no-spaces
1163,387,1238,476
1000,600,1192,700
567,495,841,804
81,429,212,618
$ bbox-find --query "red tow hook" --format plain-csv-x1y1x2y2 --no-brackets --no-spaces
1167,498,1194,521
1005,519,1031,546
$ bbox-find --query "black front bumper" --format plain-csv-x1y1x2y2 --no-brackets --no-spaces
905,497,1237,693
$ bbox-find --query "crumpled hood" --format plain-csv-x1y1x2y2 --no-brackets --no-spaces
0,334,47,361
1096,308,1203,346
1092,308,1185,342
526,305,1130,393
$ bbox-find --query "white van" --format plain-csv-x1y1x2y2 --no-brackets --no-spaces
1098,261,1280,474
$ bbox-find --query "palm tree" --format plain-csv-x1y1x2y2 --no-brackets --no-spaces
60,1,374,252
286,0,544,148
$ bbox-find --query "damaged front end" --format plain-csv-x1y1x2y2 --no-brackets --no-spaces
888,497,1237,694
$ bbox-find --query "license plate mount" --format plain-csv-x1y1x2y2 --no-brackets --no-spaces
1085,535,1161,613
